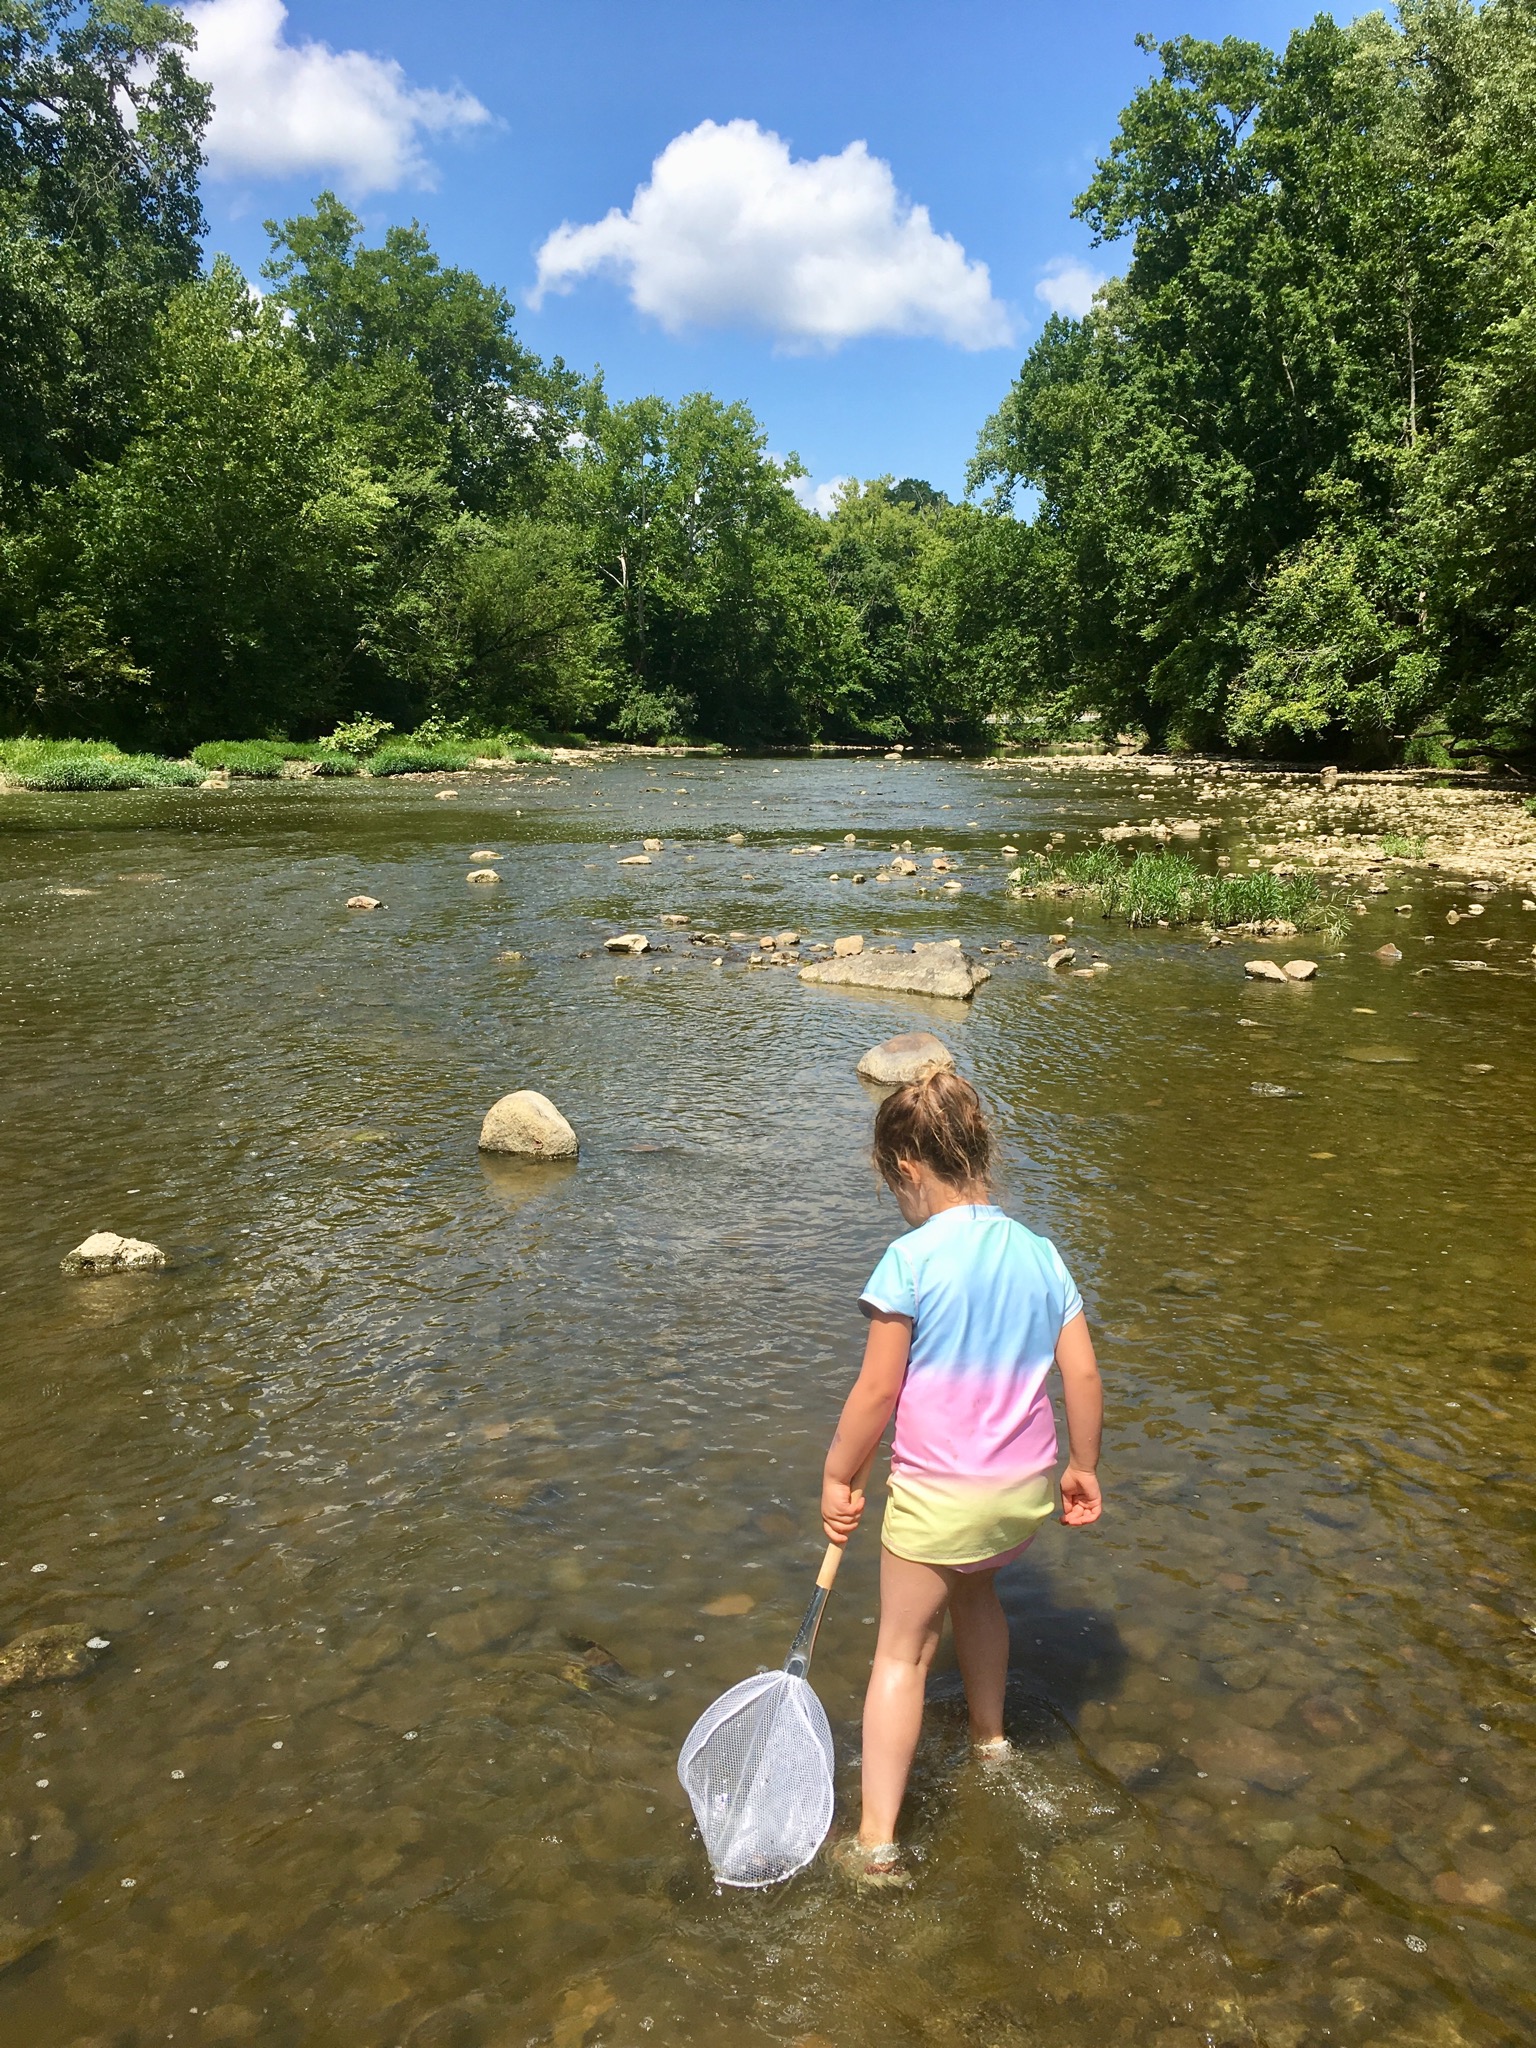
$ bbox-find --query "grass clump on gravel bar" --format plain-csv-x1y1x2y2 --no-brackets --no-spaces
191,739,288,776
0,739,201,789
1012,846,1341,935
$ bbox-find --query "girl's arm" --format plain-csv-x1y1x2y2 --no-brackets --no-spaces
1055,1310,1103,1525
821,1310,911,1545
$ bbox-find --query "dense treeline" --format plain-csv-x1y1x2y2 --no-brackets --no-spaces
1,0,1533,759
974,0,1536,763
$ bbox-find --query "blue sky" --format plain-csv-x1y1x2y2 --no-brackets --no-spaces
190,0,1342,503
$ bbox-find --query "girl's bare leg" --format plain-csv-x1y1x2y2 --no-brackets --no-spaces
947,1568,1009,1744
859,1550,953,1846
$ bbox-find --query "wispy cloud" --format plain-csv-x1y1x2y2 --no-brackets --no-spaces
1034,257,1108,320
791,473,852,517
532,119,1013,352
186,0,489,193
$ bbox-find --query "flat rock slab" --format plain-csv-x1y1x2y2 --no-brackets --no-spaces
856,1031,957,1087
62,1231,165,1274
1245,960,1289,982
800,951,990,1000
478,1090,579,1159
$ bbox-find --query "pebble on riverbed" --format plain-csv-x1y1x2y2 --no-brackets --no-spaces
61,1231,165,1274
856,1031,956,1088
477,1091,579,1160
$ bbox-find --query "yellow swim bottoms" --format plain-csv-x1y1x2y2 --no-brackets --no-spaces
881,1470,1056,1569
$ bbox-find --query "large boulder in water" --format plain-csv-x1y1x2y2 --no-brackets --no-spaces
478,1091,578,1160
856,1032,956,1088
61,1232,165,1273
800,942,990,1001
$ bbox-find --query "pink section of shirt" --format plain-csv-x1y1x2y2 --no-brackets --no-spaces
890,1361,1059,1483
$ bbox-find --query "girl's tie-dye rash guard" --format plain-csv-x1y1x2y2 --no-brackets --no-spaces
861,1204,1083,1565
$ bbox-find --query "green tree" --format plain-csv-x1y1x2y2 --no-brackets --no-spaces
1,260,391,744
263,194,584,516
422,517,615,734
0,0,209,507
558,389,858,741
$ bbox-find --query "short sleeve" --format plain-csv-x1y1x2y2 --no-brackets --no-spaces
1043,1238,1084,1327
860,1239,916,1320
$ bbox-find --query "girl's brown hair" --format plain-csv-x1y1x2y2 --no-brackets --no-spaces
872,1069,994,1191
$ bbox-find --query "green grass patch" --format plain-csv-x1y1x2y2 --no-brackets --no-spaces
190,739,287,777
365,740,475,776
1380,832,1426,858
0,738,201,790
1524,796,1536,818
1013,846,1341,937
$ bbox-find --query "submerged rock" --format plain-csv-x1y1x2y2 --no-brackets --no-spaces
345,895,381,910
62,1231,165,1274
466,868,500,884
477,1091,579,1160
1245,959,1288,982
471,851,500,863
618,854,651,867
1094,1738,1165,1786
889,856,918,876
800,948,990,1001
0,1624,106,1688
1046,947,1076,971
1191,1726,1310,1792
603,933,649,955
1375,943,1403,962
856,1031,956,1088
1281,960,1318,981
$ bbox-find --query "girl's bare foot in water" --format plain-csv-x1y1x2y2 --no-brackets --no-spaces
831,1835,911,1888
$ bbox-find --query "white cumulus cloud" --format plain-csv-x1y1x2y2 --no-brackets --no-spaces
1034,257,1108,320
532,119,1012,352
185,0,490,192
791,473,852,517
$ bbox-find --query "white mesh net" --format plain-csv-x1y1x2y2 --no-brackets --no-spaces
677,1668,836,1887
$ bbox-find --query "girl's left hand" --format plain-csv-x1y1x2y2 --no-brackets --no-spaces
1059,1464,1102,1526
821,1476,865,1546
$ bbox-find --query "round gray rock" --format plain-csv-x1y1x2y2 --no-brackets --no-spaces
478,1091,579,1160
856,1032,957,1088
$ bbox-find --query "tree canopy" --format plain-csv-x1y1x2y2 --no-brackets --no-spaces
2,1,1534,760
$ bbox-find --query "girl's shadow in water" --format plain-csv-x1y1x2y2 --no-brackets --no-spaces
929,1557,1129,1719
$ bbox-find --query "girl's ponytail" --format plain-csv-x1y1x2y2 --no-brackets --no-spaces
872,1069,994,1191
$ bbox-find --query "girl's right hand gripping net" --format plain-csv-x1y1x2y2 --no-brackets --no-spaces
676,1667,836,1888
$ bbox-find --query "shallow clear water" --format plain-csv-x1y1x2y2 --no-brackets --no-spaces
0,754,1532,2047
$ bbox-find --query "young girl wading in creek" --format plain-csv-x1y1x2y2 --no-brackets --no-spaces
823,1070,1103,1882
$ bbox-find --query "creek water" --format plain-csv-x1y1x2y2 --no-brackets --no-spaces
0,753,1532,2048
